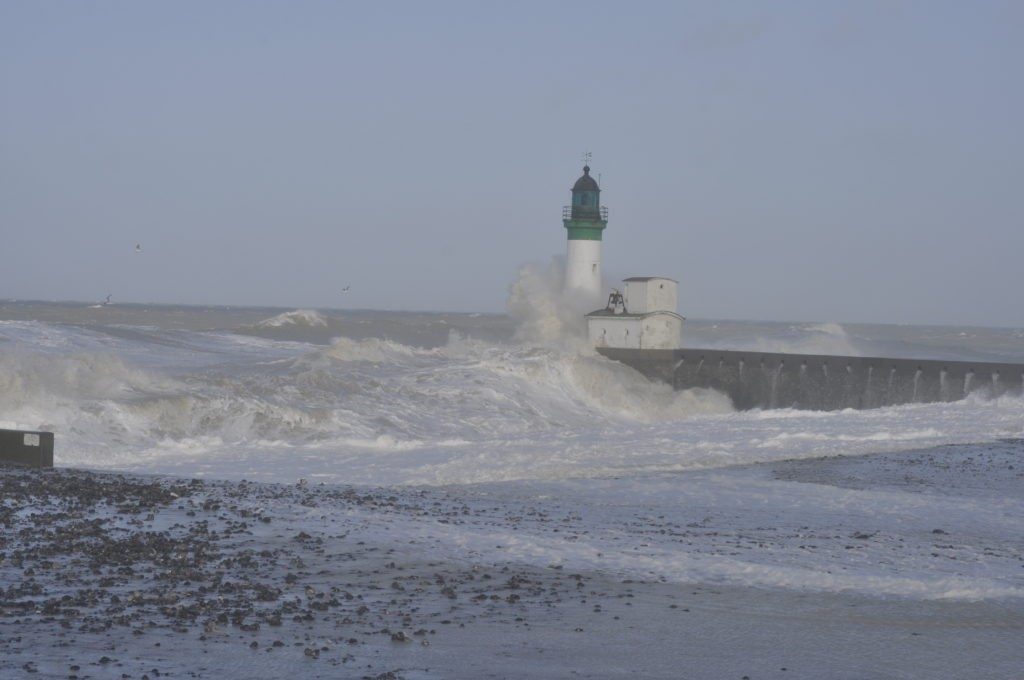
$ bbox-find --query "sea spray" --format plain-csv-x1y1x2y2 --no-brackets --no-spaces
506,258,590,350
503,257,733,420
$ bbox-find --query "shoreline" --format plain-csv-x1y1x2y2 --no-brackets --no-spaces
3,457,1023,679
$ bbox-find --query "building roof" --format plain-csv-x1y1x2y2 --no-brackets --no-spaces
622,276,678,283
585,309,685,320
572,165,600,192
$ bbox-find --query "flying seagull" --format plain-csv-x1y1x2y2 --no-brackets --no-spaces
135,243,142,253
103,294,112,306
341,286,351,293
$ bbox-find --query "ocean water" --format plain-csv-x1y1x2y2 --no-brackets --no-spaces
2,294,1023,601
2,298,1023,485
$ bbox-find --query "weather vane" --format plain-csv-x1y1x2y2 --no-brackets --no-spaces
582,151,592,166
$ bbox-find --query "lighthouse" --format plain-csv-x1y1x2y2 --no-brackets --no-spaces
563,164,608,304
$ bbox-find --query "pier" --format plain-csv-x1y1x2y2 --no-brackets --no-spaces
599,348,1024,410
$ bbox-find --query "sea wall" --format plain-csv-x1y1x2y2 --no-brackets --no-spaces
597,348,1024,410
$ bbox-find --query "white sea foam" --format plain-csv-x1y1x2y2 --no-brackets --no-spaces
419,521,1024,600
255,309,328,328
318,336,431,363
0,326,731,471
507,258,590,350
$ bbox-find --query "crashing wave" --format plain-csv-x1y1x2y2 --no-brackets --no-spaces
319,336,428,363
256,309,328,328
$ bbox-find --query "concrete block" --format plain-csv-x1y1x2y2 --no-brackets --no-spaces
0,429,54,468
598,348,1024,411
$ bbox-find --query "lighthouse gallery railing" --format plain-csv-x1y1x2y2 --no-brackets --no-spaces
563,206,609,220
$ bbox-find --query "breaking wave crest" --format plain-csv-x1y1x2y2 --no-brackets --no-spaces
0,261,731,462
0,351,342,449
0,352,178,404
317,336,433,363
0,321,732,469
500,259,733,420
447,338,731,423
255,309,327,328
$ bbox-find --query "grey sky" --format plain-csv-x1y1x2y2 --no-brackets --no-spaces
2,1,1021,326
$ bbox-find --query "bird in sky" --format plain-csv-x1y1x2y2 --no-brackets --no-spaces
103,294,112,306
341,286,351,293
135,243,142,253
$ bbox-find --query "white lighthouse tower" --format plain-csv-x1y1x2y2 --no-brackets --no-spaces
563,163,608,305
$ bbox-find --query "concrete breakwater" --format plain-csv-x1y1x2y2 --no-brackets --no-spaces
598,348,1024,410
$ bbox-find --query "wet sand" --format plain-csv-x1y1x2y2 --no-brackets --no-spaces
2,461,1022,679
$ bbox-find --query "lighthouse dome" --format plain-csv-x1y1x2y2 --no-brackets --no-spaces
572,165,600,192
